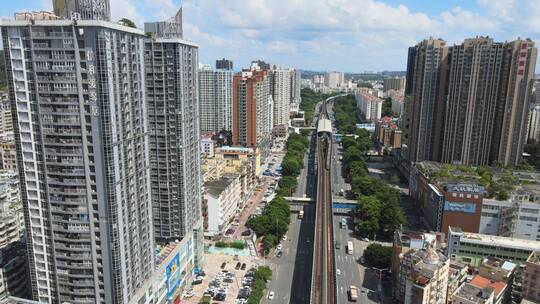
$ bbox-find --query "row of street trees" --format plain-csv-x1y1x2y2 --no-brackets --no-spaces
277,133,309,196
248,114,311,253
333,96,406,240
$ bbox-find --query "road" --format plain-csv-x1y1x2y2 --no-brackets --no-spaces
262,123,318,304
262,204,315,304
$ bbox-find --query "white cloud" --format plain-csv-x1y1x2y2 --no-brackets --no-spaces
100,0,540,72
110,0,143,25
440,7,497,31
477,0,515,19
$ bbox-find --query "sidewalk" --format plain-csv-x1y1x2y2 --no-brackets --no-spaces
231,178,270,239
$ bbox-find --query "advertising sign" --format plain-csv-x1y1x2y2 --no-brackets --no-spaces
446,183,484,194
444,201,476,214
166,253,181,299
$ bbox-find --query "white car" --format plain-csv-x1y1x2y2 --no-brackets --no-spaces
268,291,275,300
276,244,282,250
336,269,341,276
282,235,287,241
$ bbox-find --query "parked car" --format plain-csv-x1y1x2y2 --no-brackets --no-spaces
220,262,227,269
276,251,283,258
241,263,247,270
268,291,275,300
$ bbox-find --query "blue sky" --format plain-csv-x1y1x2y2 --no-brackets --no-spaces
3,0,540,72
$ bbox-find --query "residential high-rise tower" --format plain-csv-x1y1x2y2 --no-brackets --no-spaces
232,69,272,148
198,64,234,133
403,37,536,166
144,11,203,261
1,10,153,304
403,38,448,163
53,0,110,21
216,58,233,70
269,66,291,127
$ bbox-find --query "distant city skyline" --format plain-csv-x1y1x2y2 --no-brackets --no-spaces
4,0,540,73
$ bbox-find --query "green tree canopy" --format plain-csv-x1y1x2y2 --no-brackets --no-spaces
364,244,392,268
118,18,136,28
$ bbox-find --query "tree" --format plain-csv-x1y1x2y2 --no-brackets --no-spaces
355,196,381,237
379,204,406,238
263,235,278,254
348,160,367,181
255,266,272,282
118,18,136,28
382,97,393,117
278,176,297,195
364,244,392,268
281,158,302,176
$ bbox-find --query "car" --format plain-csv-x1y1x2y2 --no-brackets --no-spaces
276,244,282,250
241,230,251,236
241,263,247,270
276,251,283,258
235,262,241,270
336,269,341,276
306,238,310,243
220,262,227,269
192,279,203,285
267,292,275,300
363,238,370,242
282,235,287,241
359,256,365,264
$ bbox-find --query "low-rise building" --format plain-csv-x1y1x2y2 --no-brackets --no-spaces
355,88,383,121
451,281,495,304
401,247,449,304
201,136,215,158
446,260,470,303
523,251,540,303
447,226,540,267
0,136,16,171
129,237,195,304
203,175,243,236
0,171,29,300
374,117,402,150
409,162,540,238
392,229,446,302
479,186,540,241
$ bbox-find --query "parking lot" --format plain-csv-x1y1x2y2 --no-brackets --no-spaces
182,253,258,304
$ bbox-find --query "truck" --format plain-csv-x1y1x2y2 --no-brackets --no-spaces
348,286,358,301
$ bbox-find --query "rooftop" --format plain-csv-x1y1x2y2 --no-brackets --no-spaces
450,226,540,251
452,282,494,304
527,251,540,265
469,275,506,298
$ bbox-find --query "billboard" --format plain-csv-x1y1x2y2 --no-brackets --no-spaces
446,183,484,194
444,201,476,214
166,252,181,299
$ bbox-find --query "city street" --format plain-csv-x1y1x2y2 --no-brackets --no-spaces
262,204,315,304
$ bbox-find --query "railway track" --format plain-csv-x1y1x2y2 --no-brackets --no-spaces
311,98,336,304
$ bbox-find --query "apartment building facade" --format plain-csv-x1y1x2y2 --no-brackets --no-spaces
447,226,540,267
269,67,291,128
403,38,448,163
1,11,154,303
198,65,234,133
232,69,272,149
404,37,537,166
144,12,204,270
